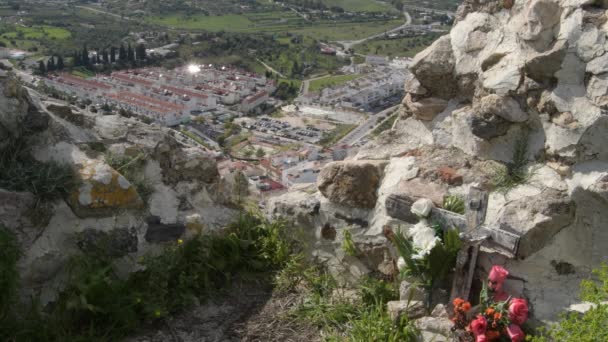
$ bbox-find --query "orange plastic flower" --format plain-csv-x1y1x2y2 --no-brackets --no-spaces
494,312,502,321
462,302,472,312
485,308,495,316
454,298,465,307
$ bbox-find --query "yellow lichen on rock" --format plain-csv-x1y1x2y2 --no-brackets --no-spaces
67,160,144,217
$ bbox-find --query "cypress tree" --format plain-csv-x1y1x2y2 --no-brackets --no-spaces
136,43,146,61
56,55,64,70
118,44,126,62
38,60,46,74
127,43,135,62
46,56,55,72
102,50,109,64
82,44,90,66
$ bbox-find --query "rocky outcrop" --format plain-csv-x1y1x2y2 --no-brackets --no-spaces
0,76,48,149
67,159,144,218
317,160,388,209
0,70,239,303
270,0,608,323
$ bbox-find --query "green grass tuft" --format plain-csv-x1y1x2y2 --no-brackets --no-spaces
442,195,465,215
0,137,75,201
492,134,530,193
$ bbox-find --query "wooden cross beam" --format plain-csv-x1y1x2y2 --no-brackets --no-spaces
434,187,519,257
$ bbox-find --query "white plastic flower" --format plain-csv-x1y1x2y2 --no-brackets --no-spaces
408,221,440,260
397,257,407,271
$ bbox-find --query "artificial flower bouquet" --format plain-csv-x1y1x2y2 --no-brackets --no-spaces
451,266,529,342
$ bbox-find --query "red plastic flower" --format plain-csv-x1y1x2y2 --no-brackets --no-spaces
470,315,488,336
507,324,525,342
488,265,509,292
508,298,529,325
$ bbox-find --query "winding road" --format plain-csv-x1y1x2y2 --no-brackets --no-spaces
337,105,399,146
335,11,412,50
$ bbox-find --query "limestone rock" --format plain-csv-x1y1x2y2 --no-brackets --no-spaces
154,137,219,185
414,316,452,338
399,280,426,302
469,112,511,140
0,76,48,149
482,60,522,95
475,94,528,123
410,35,456,99
518,0,562,43
387,300,426,322
404,73,427,95
491,188,576,258
67,159,144,218
46,104,93,128
317,160,388,209
76,227,138,258
404,94,449,121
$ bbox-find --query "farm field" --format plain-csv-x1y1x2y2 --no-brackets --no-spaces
146,12,403,41
354,33,442,57
320,0,395,12
309,74,362,92
0,25,72,50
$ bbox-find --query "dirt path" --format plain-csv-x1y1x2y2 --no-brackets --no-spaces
128,281,320,342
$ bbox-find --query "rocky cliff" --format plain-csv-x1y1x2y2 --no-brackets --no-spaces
0,68,244,304
269,0,608,323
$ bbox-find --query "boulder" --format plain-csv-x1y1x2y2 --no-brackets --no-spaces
414,316,452,338
154,136,219,185
518,0,562,43
317,160,388,209
410,35,456,99
67,159,144,218
491,189,576,258
399,280,426,302
404,94,449,121
387,300,426,323
0,76,48,149
482,60,522,95
469,112,511,140
46,104,93,128
76,227,138,258
404,73,427,95
474,94,529,123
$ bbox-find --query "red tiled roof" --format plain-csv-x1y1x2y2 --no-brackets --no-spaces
54,73,112,90
244,91,268,104
107,91,185,115
112,72,154,86
162,85,209,99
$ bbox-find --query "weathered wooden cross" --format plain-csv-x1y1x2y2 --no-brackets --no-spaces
385,187,522,302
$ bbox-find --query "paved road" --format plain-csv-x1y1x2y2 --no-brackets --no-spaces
75,5,131,20
400,5,456,16
336,11,412,50
336,105,399,146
